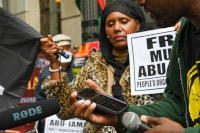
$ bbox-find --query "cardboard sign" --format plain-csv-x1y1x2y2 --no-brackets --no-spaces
44,115,85,133
128,27,177,95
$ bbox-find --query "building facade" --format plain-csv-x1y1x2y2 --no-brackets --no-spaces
0,0,157,47
0,0,82,47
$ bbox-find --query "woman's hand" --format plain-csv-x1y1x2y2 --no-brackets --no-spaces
68,79,118,126
141,115,185,133
40,35,61,64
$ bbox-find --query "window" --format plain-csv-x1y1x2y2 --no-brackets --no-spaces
2,0,9,10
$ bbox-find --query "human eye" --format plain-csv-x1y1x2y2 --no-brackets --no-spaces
107,21,114,27
121,18,128,24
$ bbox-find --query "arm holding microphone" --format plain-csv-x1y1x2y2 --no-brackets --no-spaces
139,115,185,133
40,35,63,81
40,35,74,120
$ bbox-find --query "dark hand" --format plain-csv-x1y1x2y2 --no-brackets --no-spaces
68,79,118,126
141,115,185,133
40,35,62,63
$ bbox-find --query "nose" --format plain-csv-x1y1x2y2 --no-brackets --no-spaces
137,0,146,7
114,22,122,33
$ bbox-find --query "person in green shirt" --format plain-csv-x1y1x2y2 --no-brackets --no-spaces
67,0,200,132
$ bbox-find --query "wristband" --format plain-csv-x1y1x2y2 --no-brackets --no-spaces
49,66,61,72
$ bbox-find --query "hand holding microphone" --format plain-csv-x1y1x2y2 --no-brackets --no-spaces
57,48,69,59
122,112,185,133
40,35,69,61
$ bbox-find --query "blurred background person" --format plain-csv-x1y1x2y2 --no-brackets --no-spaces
35,50,50,68
71,47,78,56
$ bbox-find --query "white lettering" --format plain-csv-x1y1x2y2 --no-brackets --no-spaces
20,97,36,104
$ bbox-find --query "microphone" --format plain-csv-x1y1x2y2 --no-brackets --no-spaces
53,40,69,59
122,112,152,132
57,50,69,59
0,99,60,130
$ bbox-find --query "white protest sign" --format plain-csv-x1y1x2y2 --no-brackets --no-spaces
128,27,177,95
44,115,85,133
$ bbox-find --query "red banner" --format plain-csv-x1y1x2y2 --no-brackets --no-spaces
73,42,99,78
75,41,99,58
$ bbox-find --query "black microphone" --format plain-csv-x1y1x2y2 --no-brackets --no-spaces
0,99,60,130
122,112,152,132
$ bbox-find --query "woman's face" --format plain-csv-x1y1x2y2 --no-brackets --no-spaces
105,12,140,50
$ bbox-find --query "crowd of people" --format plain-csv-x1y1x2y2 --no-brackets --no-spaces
35,0,200,132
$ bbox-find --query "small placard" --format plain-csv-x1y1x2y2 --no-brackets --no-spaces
128,27,177,95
